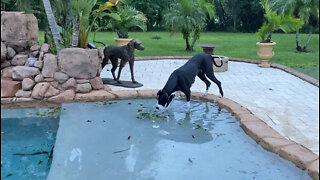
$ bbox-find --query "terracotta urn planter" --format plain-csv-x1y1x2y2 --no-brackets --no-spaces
256,42,276,68
114,38,132,46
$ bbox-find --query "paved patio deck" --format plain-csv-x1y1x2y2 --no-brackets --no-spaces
100,59,319,155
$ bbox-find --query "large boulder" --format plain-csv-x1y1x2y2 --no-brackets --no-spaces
1,67,13,78
58,48,100,79
42,54,58,78
1,78,22,98
31,82,50,100
11,54,28,66
90,77,104,90
54,72,69,84
12,66,40,80
6,46,16,60
22,78,36,91
48,89,75,103
1,11,38,51
1,41,6,63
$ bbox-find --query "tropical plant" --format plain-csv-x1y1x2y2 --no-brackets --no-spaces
72,0,121,48
106,5,147,38
163,0,215,51
256,0,303,43
269,0,319,51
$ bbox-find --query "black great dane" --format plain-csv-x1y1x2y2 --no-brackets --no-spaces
156,53,224,111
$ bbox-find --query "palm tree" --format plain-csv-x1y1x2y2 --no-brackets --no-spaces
163,0,215,51
42,0,63,52
269,0,319,52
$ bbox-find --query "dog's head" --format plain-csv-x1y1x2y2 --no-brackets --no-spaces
127,39,145,51
156,90,175,111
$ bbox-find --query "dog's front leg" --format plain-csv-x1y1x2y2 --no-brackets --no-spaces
183,89,191,110
129,60,137,83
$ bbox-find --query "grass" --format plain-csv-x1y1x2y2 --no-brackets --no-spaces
38,31,319,79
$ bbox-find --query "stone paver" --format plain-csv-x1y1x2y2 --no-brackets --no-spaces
100,60,319,155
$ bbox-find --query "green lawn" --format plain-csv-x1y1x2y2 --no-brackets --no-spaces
38,31,319,79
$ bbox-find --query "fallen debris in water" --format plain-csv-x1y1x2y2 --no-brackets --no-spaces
113,148,130,154
13,151,49,156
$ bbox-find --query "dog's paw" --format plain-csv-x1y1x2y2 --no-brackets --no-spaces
202,90,208,96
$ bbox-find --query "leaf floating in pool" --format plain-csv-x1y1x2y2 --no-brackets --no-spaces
195,124,203,130
128,136,131,140
28,113,33,115
87,120,92,122
177,122,182,125
102,120,106,122
239,170,247,174
188,158,193,163
137,109,142,112
140,104,143,106
128,102,132,105
192,135,195,138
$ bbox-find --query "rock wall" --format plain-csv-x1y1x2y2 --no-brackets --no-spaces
1,11,105,102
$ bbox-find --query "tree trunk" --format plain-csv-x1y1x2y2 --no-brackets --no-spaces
72,16,79,47
185,38,192,51
42,0,62,52
296,29,303,52
190,30,199,51
233,14,237,32
301,26,313,52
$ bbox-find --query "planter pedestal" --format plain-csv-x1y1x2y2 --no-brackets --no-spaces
257,42,276,68
258,60,271,68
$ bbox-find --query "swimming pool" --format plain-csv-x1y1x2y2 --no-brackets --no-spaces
44,98,311,180
1,108,60,180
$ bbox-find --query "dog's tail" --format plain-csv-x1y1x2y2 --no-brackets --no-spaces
211,55,223,67
93,40,107,47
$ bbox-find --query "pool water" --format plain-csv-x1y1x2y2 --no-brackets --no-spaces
46,98,311,180
1,108,59,180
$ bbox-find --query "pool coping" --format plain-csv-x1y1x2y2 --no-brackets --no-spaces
1,89,319,180
134,56,319,87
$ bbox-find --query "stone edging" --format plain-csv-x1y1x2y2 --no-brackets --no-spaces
135,56,319,87
1,89,318,180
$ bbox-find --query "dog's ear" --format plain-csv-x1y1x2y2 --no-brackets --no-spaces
165,94,175,107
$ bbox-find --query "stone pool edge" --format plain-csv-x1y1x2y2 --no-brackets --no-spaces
1,89,319,180
134,56,319,87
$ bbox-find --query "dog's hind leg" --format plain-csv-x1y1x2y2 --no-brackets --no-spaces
116,60,127,84
204,66,224,97
197,72,211,96
110,57,118,81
